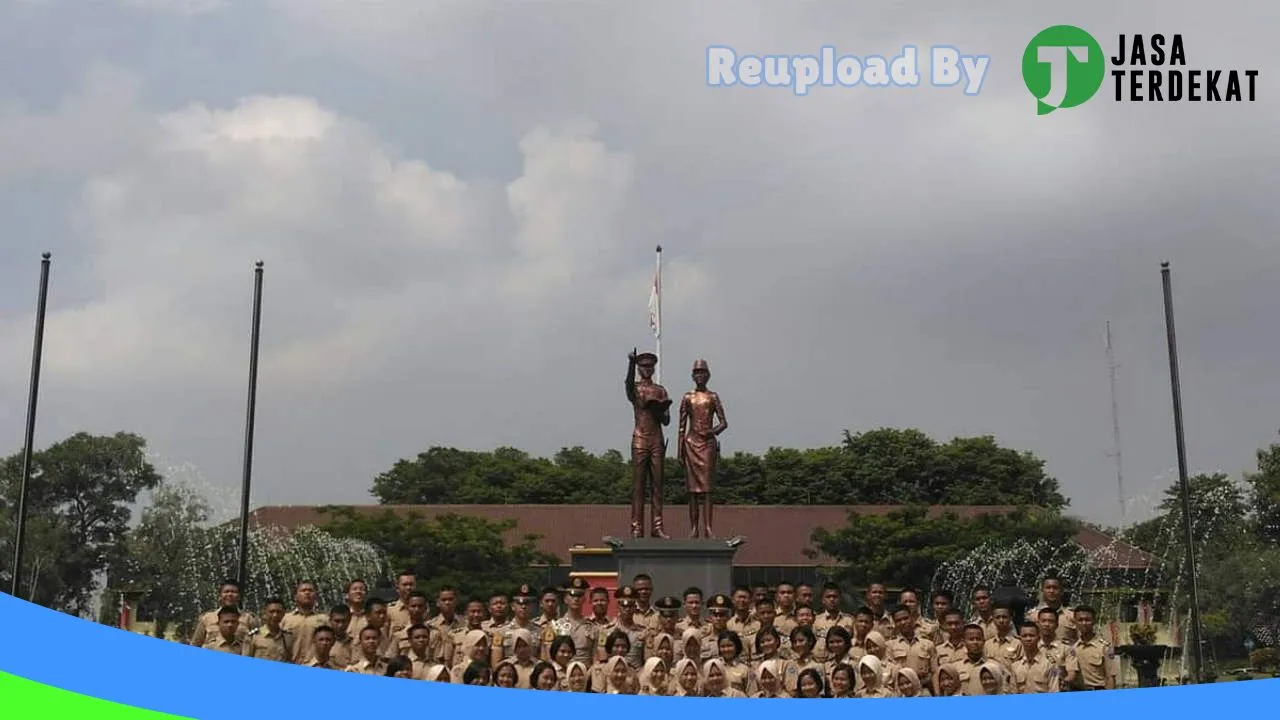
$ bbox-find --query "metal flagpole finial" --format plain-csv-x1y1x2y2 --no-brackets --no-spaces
656,244,662,253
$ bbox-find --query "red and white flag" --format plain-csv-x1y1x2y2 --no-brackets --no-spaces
648,256,661,339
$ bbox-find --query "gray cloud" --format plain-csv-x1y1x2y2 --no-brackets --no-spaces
0,1,1276,527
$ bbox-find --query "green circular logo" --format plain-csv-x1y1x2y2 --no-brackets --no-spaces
1022,25,1106,115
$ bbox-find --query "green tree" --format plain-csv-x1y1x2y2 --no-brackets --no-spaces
109,481,214,640
1120,471,1279,652
1123,473,1249,557
367,428,1066,509
810,505,1079,591
318,507,559,600
1246,436,1280,546
0,432,161,614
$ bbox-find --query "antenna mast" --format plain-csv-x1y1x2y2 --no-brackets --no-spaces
1106,321,1126,526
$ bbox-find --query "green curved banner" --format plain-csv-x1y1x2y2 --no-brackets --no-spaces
0,671,191,720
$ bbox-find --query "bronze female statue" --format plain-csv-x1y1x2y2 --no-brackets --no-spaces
678,359,728,538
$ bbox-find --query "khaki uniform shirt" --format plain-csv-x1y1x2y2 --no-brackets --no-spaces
699,625,735,662
1028,604,1078,644
633,606,658,631
241,626,293,663
493,620,542,662
539,616,598,665
781,658,822,695
953,656,989,696
190,609,259,648
597,620,647,667
872,611,894,638
674,617,709,637
912,618,939,642
936,638,966,670
773,612,798,639
813,612,853,641
643,626,680,660
742,625,793,662
724,659,757,695
1066,636,1117,689
428,615,464,664
812,612,852,661
330,635,353,668
886,635,937,683
371,626,396,660
985,633,1024,671
970,615,998,640
281,609,327,663
407,651,436,680
346,610,367,642
346,656,387,675
1040,639,1068,669
386,600,412,635
207,635,244,655
448,624,487,661
1012,651,1061,693
727,615,759,638
390,623,446,662
304,657,343,670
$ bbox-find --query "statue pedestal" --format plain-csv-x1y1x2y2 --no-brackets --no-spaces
604,537,744,600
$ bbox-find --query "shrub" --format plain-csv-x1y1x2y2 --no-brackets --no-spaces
1250,647,1278,670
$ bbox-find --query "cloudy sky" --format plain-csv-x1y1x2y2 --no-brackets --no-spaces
0,1,1275,527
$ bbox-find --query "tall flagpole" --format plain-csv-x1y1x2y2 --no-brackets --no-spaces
1161,261,1204,684
9,252,52,598
654,245,662,383
236,260,264,586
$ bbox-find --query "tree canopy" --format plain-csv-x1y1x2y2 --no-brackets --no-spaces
810,505,1080,592
0,432,161,614
1119,456,1280,654
318,507,559,600
370,427,1069,509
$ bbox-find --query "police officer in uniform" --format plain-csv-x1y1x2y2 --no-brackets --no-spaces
494,584,543,666
540,577,599,666
599,586,647,668
645,594,683,659
702,593,735,661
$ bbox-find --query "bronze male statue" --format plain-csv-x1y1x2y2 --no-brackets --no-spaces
625,349,671,538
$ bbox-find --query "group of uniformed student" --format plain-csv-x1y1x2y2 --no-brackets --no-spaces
187,571,1121,697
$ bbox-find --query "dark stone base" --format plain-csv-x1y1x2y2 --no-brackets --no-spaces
604,537,744,600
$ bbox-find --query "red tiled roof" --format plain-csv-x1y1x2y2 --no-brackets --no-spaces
247,504,1153,571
